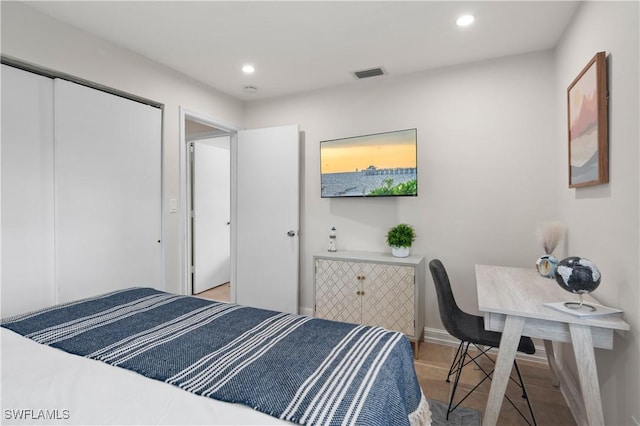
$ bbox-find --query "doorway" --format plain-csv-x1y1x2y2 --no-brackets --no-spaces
183,112,235,302
180,108,300,313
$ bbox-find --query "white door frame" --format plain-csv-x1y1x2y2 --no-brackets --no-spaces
179,107,239,299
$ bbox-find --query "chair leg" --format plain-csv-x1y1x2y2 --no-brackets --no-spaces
446,340,465,383
444,343,538,426
498,359,538,426
446,341,470,420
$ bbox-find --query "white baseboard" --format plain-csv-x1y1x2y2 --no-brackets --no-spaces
299,306,314,317
553,357,587,425
423,326,460,347
425,327,582,425
423,327,549,364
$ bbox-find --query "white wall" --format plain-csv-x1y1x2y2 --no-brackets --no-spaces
245,51,557,327
554,2,639,425
4,2,638,423
0,2,244,294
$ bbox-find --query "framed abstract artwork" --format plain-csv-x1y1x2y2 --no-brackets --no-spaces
566,51,608,188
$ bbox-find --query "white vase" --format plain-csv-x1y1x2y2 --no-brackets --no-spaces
391,246,410,258
535,254,558,278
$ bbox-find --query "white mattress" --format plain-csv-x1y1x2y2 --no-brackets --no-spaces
1,328,290,425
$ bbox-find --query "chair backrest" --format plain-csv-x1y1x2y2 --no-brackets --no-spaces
429,259,464,338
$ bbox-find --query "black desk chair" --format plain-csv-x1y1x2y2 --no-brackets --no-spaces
429,259,537,425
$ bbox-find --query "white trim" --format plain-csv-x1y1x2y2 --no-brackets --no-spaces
178,107,240,301
423,327,460,347
554,353,587,426
300,307,314,317
423,326,549,364
424,326,580,425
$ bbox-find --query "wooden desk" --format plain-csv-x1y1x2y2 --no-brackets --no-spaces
475,264,630,426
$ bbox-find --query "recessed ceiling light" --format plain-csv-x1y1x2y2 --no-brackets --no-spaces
242,65,255,74
456,14,475,27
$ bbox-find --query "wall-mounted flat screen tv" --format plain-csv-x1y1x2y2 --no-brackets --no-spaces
320,128,417,198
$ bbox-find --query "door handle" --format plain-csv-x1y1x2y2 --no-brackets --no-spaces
287,230,296,237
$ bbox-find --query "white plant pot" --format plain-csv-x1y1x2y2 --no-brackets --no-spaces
391,246,410,258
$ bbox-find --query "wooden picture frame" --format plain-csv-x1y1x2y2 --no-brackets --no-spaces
567,52,608,188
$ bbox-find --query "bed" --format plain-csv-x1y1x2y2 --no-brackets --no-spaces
1,287,430,425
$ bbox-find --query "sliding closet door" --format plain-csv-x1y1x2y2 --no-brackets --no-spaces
1,65,56,317
54,79,162,302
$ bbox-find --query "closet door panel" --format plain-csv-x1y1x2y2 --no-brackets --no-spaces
1,65,56,316
54,79,162,302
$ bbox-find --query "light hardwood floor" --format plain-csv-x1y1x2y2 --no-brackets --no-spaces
415,341,575,425
195,288,575,425
195,283,230,302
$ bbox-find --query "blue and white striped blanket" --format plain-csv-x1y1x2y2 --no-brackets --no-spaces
2,288,428,426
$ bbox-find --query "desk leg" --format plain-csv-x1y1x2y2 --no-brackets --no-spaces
482,315,525,426
569,323,604,426
543,339,560,387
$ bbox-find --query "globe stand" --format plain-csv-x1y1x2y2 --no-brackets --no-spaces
564,294,596,312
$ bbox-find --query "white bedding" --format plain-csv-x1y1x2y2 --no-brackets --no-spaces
1,328,289,425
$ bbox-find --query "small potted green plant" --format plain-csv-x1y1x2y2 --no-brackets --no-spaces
386,223,416,257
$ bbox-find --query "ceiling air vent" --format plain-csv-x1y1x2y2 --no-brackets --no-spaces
352,67,386,79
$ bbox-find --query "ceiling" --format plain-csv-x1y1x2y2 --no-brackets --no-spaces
24,1,580,102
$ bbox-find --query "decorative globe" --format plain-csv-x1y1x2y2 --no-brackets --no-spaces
554,257,601,295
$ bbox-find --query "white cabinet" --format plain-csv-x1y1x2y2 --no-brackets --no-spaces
314,251,425,356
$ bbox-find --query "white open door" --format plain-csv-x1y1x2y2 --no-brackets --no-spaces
236,125,299,313
193,137,231,294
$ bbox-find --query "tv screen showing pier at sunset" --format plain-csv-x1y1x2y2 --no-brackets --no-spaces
320,128,417,198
